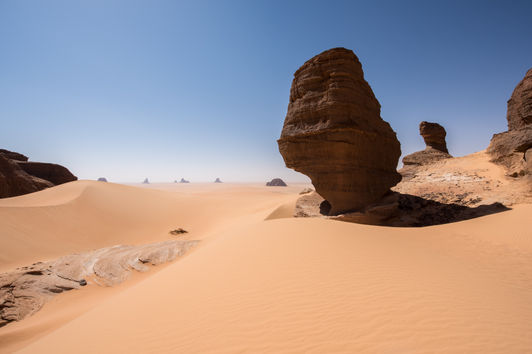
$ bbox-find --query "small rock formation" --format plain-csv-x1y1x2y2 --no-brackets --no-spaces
402,121,452,166
277,47,402,214
97,177,108,182
0,239,198,327
179,178,190,183
214,177,222,183
266,178,287,186
488,68,532,177
143,178,150,184
0,150,77,198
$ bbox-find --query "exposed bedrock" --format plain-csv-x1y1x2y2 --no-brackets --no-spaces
277,47,401,214
16,161,77,185
488,68,532,178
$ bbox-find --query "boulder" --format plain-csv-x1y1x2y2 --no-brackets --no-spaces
487,68,532,177
402,121,452,167
277,47,401,214
266,178,287,186
16,161,77,185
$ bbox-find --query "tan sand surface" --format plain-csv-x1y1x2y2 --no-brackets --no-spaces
2,180,532,353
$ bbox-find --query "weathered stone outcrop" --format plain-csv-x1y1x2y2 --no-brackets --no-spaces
0,239,198,327
214,178,222,183
277,47,401,214
0,150,77,198
402,121,452,167
507,68,532,130
0,155,53,198
97,177,108,182
16,161,77,185
180,178,190,183
0,149,28,161
488,68,532,177
266,178,287,186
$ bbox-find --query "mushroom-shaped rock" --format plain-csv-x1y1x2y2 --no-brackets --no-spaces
488,68,532,177
266,178,287,186
277,47,401,214
402,121,452,166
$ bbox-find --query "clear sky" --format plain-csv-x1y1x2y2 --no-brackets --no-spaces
1,0,531,183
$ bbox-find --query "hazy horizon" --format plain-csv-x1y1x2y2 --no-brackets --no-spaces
1,0,531,183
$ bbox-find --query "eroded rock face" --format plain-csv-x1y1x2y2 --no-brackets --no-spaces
16,161,77,185
277,47,401,214
507,68,532,130
488,68,532,177
402,121,452,167
0,149,28,161
0,239,198,327
0,155,54,198
420,121,448,153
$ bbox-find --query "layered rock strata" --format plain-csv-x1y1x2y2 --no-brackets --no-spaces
488,68,532,177
278,47,401,214
402,121,452,166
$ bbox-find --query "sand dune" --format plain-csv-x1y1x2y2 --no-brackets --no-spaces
1,181,532,353
16,204,532,353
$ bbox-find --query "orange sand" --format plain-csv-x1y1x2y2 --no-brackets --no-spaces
1,181,531,353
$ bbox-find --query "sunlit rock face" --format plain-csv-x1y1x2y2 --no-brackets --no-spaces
402,121,452,166
278,47,401,215
488,68,532,178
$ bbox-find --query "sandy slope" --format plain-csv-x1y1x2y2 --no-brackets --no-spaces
0,181,303,271
2,180,532,353
16,204,532,353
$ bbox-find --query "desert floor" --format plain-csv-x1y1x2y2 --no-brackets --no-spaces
1,181,532,353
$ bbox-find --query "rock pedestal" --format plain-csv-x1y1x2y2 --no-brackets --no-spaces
277,47,401,214
402,121,452,166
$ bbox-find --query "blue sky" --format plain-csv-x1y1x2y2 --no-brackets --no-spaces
1,0,531,182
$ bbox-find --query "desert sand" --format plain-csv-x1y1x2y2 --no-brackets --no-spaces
0,172,531,353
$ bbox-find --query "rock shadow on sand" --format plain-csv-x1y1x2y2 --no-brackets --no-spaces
292,191,510,227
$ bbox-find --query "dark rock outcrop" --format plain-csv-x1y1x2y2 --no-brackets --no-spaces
97,177,108,182
179,178,190,183
277,47,401,214
214,178,222,183
507,68,532,130
266,178,287,186
16,161,77,185
0,155,53,198
402,121,452,166
143,178,150,184
0,149,28,161
0,150,76,198
488,68,532,177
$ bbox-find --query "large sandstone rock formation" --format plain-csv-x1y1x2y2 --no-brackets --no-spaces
277,47,401,214
488,68,532,177
0,150,76,198
402,121,452,166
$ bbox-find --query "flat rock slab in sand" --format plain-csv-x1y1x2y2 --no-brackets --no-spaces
0,239,198,327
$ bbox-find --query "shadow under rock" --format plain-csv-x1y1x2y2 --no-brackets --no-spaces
297,192,510,227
